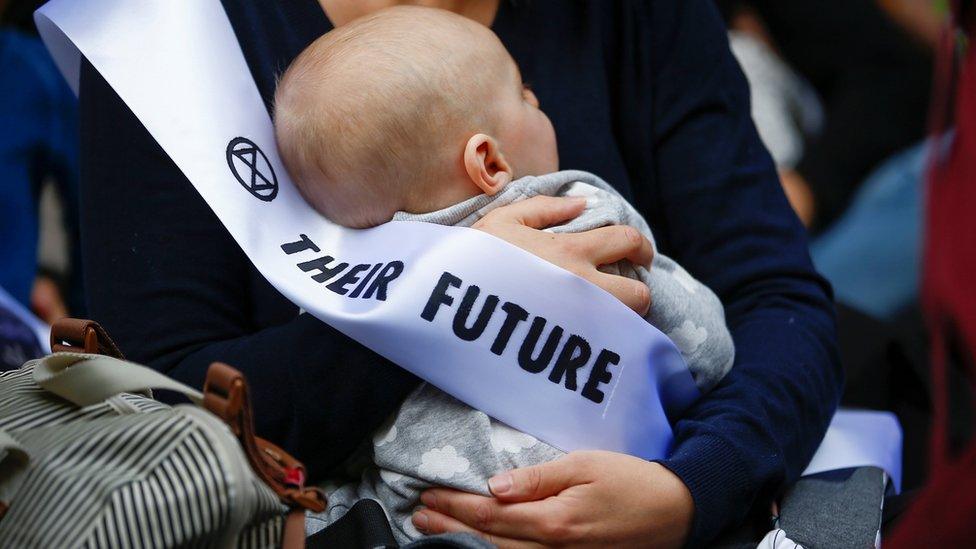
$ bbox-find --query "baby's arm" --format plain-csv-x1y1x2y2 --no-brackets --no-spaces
639,254,735,393
550,177,734,392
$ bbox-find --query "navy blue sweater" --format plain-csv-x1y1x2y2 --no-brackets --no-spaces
77,0,841,545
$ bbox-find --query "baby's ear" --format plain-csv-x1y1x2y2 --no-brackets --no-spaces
463,134,512,195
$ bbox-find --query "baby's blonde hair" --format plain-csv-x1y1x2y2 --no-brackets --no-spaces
274,6,509,228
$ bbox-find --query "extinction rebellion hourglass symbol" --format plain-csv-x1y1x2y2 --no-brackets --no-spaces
226,137,279,202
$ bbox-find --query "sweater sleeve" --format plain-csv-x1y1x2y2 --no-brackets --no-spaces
639,2,843,545
78,60,420,477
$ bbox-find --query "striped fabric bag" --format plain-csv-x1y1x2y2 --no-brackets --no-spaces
0,319,325,548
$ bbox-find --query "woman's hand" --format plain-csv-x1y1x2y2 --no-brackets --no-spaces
472,196,654,315
412,450,694,548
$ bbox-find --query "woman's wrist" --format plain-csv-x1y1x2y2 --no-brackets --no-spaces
659,433,754,547
639,460,695,548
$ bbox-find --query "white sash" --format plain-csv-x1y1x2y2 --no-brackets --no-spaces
35,0,901,490
35,0,696,460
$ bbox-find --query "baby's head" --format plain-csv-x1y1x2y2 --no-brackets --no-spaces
274,6,557,228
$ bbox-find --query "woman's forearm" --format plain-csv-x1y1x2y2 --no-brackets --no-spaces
660,300,841,545
645,2,843,543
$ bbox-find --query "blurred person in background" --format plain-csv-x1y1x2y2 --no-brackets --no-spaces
717,0,933,233
720,0,950,498
719,0,939,320
890,2,976,544
0,0,82,327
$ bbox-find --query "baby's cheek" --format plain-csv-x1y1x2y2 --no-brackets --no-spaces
540,115,559,171
506,108,558,175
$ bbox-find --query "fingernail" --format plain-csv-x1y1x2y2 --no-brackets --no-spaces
412,511,430,532
421,491,437,509
488,474,513,495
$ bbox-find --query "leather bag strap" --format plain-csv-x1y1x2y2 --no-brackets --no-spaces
203,362,326,513
50,318,124,358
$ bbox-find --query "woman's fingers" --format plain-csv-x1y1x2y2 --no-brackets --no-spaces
474,195,586,230
414,455,596,540
412,508,545,549
412,508,494,543
572,225,653,268
417,490,559,540
592,271,652,315
486,455,590,502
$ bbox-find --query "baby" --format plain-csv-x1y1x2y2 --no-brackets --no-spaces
274,6,734,542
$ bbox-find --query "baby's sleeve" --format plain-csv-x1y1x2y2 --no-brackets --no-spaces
637,255,735,393
549,176,734,392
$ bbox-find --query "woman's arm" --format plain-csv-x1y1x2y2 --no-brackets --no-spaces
412,2,841,546
78,60,421,475
647,1,841,544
